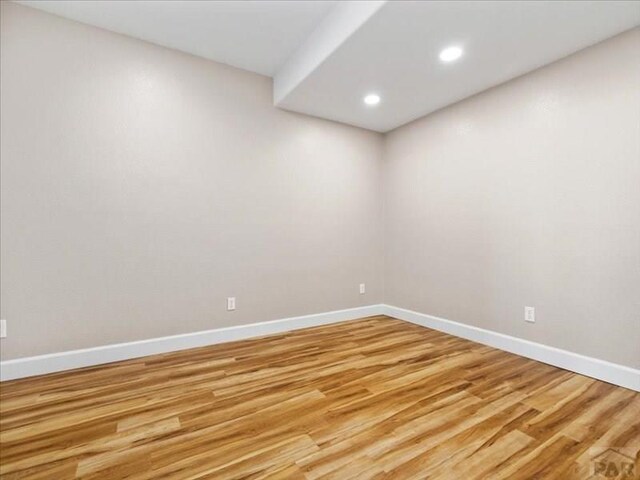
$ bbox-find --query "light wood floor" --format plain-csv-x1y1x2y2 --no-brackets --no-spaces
1,316,638,479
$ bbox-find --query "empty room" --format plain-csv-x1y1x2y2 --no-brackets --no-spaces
1,1,639,478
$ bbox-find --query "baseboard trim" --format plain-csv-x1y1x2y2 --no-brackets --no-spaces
3,304,638,391
383,304,640,392
0,304,385,382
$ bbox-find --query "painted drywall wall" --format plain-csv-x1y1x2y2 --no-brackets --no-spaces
0,2,384,360
384,28,640,368
2,2,638,371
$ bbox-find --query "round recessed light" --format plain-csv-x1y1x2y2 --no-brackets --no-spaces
363,94,380,106
439,46,463,63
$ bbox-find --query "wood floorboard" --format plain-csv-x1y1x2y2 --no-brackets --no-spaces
1,315,638,479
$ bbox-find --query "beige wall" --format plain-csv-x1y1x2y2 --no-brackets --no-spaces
384,28,640,368
0,2,384,360
2,3,638,370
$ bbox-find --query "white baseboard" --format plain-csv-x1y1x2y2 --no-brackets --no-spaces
3,303,637,392
383,304,640,392
0,304,384,382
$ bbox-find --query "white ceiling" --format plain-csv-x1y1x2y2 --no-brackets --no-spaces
276,1,640,132
15,0,640,132
14,0,337,76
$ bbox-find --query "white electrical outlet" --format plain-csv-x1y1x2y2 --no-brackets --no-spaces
525,306,535,323
227,297,236,311
0,319,6,338
359,283,366,295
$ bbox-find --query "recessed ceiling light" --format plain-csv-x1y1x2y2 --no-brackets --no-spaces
364,94,380,106
439,46,463,63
